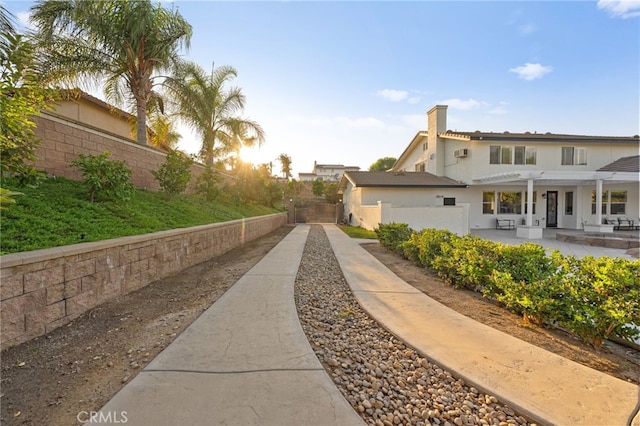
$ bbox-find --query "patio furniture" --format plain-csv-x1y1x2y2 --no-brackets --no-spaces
496,218,515,230
617,217,634,230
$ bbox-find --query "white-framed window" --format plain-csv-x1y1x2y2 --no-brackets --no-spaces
498,191,522,214
414,162,425,171
561,147,587,165
490,145,536,165
483,191,495,214
565,192,574,215
610,191,627,215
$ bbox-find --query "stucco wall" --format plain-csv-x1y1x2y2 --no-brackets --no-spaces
0,213,287,350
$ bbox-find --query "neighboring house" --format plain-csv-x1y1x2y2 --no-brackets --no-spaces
339,105,639,237
298,161,360,182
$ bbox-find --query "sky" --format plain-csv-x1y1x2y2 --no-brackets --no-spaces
4,0,640,177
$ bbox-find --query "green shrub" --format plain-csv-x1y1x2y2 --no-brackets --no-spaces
402,228,456,269
151,150,193,195
560,256,640,349
71,152,133,202
432,234,500,290
195,166,223,201
375,223,413,254
393,224,639,349
489,252,571,327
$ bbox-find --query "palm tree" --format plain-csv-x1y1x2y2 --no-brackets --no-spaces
148,114,181,150
30,0,192,146
278,153,292,179
164,62,265,166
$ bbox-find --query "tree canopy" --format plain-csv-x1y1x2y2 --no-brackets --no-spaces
30,0,192,145
163,62,265,166
369,157,397,171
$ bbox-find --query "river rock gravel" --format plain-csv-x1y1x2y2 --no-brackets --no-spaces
294,225,537,426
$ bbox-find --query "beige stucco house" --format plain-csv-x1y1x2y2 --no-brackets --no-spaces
339,105,639,237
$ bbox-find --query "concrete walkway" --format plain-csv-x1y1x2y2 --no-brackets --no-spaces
95,223,639,426
323,224,640,426
95,225,363,426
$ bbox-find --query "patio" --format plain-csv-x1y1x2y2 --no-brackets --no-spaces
470,228,639,259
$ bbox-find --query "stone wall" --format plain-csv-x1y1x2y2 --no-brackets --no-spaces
0,213,287,350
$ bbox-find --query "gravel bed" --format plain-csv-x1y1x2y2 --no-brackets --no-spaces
294,225,538,426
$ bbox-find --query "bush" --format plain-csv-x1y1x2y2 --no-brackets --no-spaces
560,256,640,349
402,228,456,269
432,234,500,290
71,152,133,202
195,166,223,201
375,223,413,254
151,150,193,195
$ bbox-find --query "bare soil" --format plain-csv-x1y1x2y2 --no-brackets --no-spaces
0,226,294,426
361,241,640,386
1,230,638,426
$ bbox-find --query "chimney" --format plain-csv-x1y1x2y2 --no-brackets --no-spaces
427,105,448,177
427,105,447,135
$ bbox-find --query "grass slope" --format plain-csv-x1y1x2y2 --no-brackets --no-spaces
0,177,280,254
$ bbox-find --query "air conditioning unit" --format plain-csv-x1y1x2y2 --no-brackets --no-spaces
454,148,468,158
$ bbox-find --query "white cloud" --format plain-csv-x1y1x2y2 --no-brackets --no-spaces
509,63,553,80
377,89,409,102
438,98,485,110
597,0,640,18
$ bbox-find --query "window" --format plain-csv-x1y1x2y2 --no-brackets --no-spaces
415,162,425,172
525,147,537,165
490,146,500,164
483,191,495,214
422,142,428,151
498,192,522,214
561,147,587,165
524,191,536,214
490,145,536,165
514,146,525,165
591,190,608,215
500,147,512,165
610,191,627,215
565,192,573,215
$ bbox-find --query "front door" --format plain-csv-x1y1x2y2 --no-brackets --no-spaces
546,191,558,228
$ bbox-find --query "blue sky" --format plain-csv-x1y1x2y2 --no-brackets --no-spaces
4,1,639,177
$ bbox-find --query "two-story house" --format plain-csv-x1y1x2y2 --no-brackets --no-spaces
339,105,639,237
298,162,361,182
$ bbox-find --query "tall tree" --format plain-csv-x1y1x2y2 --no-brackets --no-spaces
1,9,55,184
278,153,292,179
164,62,265,166
369,156,397,171
30,0,192,146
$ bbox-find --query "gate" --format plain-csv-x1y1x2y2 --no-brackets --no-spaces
292,203,342,224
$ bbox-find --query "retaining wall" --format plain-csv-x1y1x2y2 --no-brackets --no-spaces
0,213,287,350
32,112,234,191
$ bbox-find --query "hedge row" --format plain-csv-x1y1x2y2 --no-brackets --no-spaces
375,223,640,349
